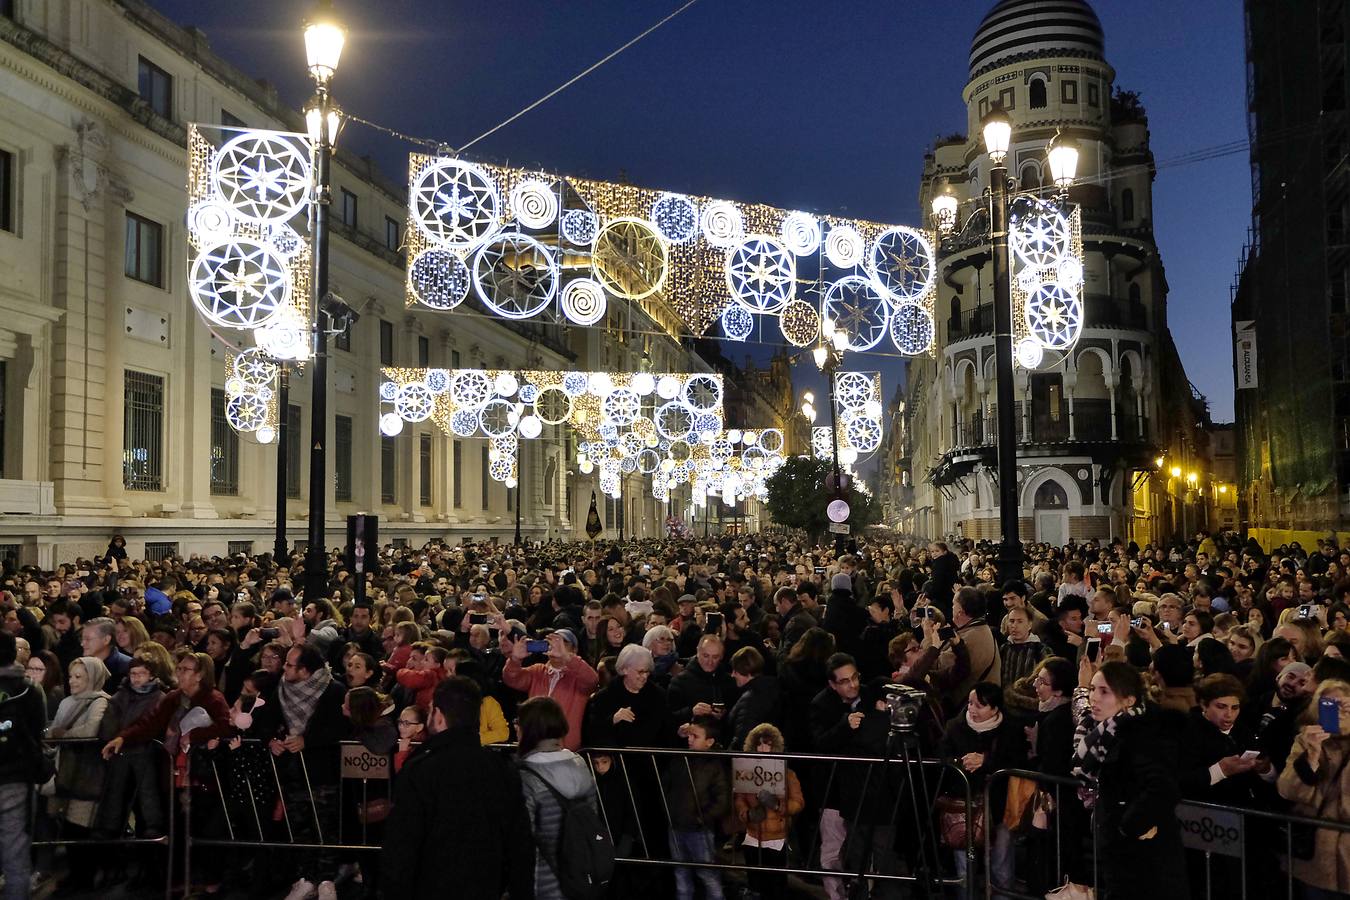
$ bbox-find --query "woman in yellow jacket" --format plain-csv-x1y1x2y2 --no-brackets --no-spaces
734,723,804,900
456,658,511,744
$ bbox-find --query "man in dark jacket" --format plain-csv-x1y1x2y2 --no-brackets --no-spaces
383,677,534,900
822,574,868,660
668,634,735,725
926,542,960,618
0,631,46,899
726,646,781,751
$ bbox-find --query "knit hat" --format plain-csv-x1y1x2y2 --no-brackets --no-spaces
1277,662,1313,685
551,628,578,648
831,573,853,592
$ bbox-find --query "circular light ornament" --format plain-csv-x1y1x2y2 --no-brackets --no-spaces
255,305,311,360
517,414,543,439
721,304,754,342
821,276,890,351
579,458,595,475
864,400,884,420
396,383,435,423
637,448,661,475
588,372,614,396
561,209,599,246
700,200,744,248
267,224,304,259
845,416,882,454
655,401,696,441
890,301,936,355
1010,203,1072,269
592,217,669,301
409,248,471,309
781,212,822,256
226,393,268,432
256,425,276,445
379,412,405,436
425,369,450,394
1016,337,1045,369
1025,283,1084,349
839,445,859,467
651,193,698,243
601,388,641,426
534,387,573,425
561,372,590,397
518,383,538,404
231,348,278,390
656,375,681,400
681,374,723,413
509,179,558,228
779,299,822,347
211,131,311,225
825,225,865,268
188,200,235,243
560,277,608,326
868,226,935,303
827,499,850,523
835,372,875,410
450,409,479,436
478,398,515,437
759,429,784,453
190,239,291,329
489,457,515,482
409,157,502,248
1056,256,1084,289
632,372,656,396
727,236,796,313
473,232,559,320
450,370,493,408
379,381,399,401
494,372,519,397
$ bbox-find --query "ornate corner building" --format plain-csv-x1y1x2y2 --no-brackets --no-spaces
898,0,1213,546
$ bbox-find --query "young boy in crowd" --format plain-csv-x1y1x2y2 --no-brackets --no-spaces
665,714,731,900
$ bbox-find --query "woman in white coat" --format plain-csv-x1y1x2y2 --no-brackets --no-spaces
47,656,111,834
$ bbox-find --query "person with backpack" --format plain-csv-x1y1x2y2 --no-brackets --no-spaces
517,695,612,900
0,630,48,900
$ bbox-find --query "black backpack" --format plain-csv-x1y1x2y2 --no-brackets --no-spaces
522,768,615,900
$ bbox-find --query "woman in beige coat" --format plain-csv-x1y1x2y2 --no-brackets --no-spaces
1277,678,1350,897
46,656,111,830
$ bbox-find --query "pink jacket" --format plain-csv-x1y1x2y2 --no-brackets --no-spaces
502,655,598,751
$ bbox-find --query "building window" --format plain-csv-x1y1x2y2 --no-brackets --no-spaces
1121,188,1135,222
1061,80,1078,104
1029,78,1047,109
0,362,6,478
0,149,13,233
480,445,490,508
210,388,239,496
420,433,432,506
978,97,990,118
385,216,400,251
123,370,164,491
998,87,1015,110
124,213,164,287
0,0,13,19
340,188,358,227
417,335,430,366
286,403,301,497
379,320,394,365
221,109,246,128
335,415,353,502
381,435,396,504
1020,164,1042,190
1088,82,1100,107
453,440,463,507
334,320,351,351
227,540,253,556
144,541,178,562
451,350,461,368
137,57,172,119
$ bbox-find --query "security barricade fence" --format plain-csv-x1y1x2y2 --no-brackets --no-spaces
28,737,176,900
982,767,1350,900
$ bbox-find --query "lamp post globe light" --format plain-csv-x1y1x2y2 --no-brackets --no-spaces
302,2,346,604
931,106,1078,585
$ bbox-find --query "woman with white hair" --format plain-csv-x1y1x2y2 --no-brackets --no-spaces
585,644,673,748
641,625,680,688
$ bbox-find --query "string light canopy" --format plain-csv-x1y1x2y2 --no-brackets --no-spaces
401,153,938,356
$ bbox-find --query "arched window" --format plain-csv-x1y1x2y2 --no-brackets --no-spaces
949,296,962,332
1029,78,1048,109
1121,188,1135,222
1034,479,1069,509
1021,164,1042,190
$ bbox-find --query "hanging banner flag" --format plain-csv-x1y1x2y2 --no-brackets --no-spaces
1235,320,1258,390
586,491,603,540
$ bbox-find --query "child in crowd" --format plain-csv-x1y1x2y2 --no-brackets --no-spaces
665,715,731,900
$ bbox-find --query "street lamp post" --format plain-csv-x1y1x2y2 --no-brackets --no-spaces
301,5,345,603
813,330,848,551
933,108,1078,585
273,364,290,567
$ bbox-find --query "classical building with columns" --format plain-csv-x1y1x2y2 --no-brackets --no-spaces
898,0,1212,546
0,0,769,565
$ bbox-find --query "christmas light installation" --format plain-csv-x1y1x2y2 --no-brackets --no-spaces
1008,198,1085,363
223,349,280,442
726,236,796,313
821,276,890,351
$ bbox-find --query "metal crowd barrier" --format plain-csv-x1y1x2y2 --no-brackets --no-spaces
983,767,1350,900
31,736,175,900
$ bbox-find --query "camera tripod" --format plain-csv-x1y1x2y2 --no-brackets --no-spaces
846,725,946,900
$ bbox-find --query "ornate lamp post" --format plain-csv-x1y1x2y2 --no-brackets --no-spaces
301,3,345,602
814,326,849,551
933,108,1077,584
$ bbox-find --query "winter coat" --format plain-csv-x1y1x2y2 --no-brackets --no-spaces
937,710,1027,820
48,691,109,826
0,665,47,784
939,619,1001,709
822,589,868,660
98,682,166,745
247,677,347,786
520,746,598,900
503,655,599,751
667,660,736,724
1277,731,1350,893
735,766,804,844
776,657,827,752
726,675,781,752
663,751,731,831
858,620,903,681
999,637,1050,688
480,695,510,745
382,728,534,900
117,685,233,749
1178,709,1261,807
808,685,897,824
585,679,673,748
395,665,446,712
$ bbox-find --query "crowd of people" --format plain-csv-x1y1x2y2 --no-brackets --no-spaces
1,528,1349,900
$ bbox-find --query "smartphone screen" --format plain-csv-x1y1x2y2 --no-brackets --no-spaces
469,612,487,625
1086,638,1101,663
1320,697,1342,735
525,639,549,654
705,612,723,631
938,625,956,642
1096,622,1112,634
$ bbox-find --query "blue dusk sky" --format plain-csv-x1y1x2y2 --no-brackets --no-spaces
147,0,1248,422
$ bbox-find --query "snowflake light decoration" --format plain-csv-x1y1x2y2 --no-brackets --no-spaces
821,276,890,351
189,239,291,329
682,374,723,413
1024,283,1083,349
1010,202,1071,270
652,193,698,243
721,304,754,341
211,131,311,225
726,236,796,313
868,226,935,303
592,217,668,301
473,232,558,319
409,248,471,310
561,209,599,245
410,158,502,248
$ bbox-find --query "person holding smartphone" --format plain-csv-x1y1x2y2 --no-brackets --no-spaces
1278,678,1350,897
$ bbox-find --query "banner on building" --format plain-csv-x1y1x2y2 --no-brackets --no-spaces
1235,320,1258,390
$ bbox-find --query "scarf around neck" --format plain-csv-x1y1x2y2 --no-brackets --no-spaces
966,708,1003,733
1039,695,1070,714
278,664,333,735
1072,703,1145,785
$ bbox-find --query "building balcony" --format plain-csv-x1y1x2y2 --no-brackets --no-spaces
947,298,1149,344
